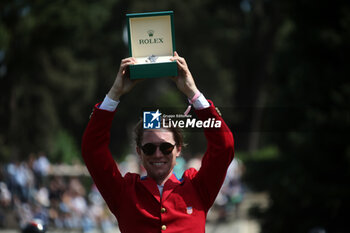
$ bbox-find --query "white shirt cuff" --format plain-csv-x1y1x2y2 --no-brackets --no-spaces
192,93,210,110
99,95,120,111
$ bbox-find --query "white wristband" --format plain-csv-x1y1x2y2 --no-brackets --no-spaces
99,95,120,111
192,94,210,110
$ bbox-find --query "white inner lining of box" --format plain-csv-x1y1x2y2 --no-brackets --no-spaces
134,56,173,64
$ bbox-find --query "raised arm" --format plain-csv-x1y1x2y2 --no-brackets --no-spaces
107,57,139,101
193,104,234,211
81,57,138,212
171,52,234,211
170,51,199,99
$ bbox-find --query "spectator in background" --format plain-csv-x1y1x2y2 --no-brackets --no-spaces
35,185,50,208
86,184,115,233
119,154,140,176
187,153,202,171
0,182,11,207
1,155,117,231
214,158,245,221
0,181,12,227
7,161,33,202
33,152,50,188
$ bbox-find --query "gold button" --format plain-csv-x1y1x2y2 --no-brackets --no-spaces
161,225,167,230
161,207,166,213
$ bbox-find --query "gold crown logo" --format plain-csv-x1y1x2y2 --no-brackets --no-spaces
147,30,154,37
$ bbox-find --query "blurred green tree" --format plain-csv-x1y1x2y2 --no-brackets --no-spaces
0,0,129,161
242,1,350,232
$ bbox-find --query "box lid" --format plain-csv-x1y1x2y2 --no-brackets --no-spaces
126,11,176,58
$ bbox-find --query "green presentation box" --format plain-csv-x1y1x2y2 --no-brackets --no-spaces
126,11,178,79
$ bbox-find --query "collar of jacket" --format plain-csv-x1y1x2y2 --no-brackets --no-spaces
140,173,184,203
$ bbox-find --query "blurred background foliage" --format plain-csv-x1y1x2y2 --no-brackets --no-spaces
0,0,349,232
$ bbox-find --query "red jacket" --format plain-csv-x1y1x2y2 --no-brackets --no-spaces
82,101,234,233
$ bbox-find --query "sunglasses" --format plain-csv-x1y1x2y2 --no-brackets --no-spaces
141,142,176,156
